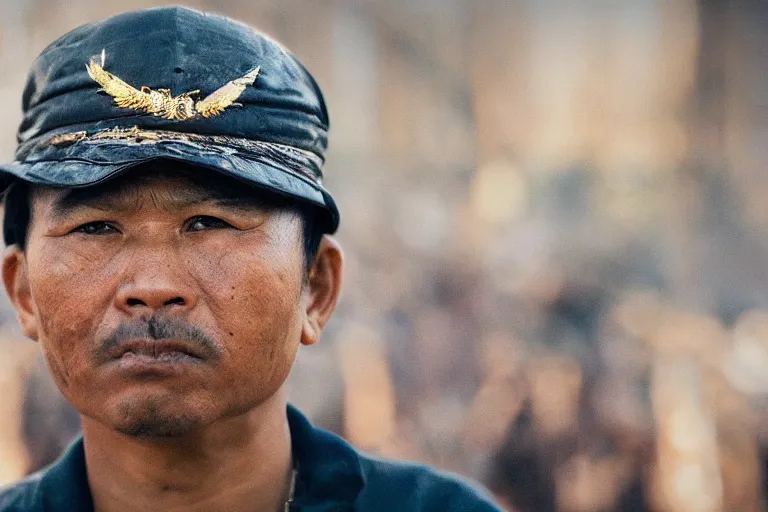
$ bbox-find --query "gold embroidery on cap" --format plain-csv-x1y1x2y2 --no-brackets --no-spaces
85,50,260,121
48,131,87,147
91,126,161,142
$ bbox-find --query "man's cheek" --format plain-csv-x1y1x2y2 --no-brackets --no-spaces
33,281,91,336
30,247,115,312
36,311,91,372
30,274,101,375
197,247,301,317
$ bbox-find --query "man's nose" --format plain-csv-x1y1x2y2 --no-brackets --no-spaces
114,259,198,315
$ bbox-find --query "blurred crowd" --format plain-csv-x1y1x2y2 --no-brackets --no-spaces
2,0,768,510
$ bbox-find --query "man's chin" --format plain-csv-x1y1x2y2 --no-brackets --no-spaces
115,416,201,438
111,396,208,438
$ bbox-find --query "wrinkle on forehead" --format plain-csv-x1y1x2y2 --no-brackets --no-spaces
43,181,211,221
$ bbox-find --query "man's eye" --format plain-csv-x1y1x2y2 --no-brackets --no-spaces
71,221,118,235
186,216,232,232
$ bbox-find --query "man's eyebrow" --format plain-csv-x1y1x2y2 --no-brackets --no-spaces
47,186,274,221
48,188,121,220
210,196,276,212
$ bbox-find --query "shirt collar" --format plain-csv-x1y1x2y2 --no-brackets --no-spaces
287,404,364,511
39,436,94,512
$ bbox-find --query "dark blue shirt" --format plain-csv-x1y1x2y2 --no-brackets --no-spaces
0,405,502,511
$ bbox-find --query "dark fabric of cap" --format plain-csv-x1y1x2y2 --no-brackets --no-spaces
1,6,339,232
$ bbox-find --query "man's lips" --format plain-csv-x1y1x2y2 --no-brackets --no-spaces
108,338,206,361
97,318,221,369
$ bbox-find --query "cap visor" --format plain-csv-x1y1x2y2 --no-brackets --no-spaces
0,136,339,233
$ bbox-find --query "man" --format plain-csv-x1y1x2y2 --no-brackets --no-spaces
0,6,502,512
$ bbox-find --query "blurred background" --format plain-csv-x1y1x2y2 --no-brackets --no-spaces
1,0,767,510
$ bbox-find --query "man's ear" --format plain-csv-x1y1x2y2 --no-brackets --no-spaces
2,246,39,340
301,236,343,346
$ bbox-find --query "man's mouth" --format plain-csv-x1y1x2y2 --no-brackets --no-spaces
109,339,206,362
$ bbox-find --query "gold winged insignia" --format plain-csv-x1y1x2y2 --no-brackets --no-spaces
85,50,260,121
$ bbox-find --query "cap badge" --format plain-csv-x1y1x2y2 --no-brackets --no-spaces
85,50,260,121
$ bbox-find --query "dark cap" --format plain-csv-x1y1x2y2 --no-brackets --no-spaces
1,6,339,232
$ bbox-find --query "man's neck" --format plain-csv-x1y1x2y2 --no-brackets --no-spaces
81,395,293,512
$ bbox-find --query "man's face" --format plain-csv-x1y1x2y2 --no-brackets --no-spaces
3,166,336,437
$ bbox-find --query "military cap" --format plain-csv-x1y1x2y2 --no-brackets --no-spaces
1,6,339,232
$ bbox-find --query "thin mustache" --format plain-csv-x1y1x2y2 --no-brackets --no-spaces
96,317,221,362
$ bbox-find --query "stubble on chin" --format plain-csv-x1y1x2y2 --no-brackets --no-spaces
114,396,205,438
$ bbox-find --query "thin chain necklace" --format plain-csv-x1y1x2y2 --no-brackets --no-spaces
283,468,298,512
